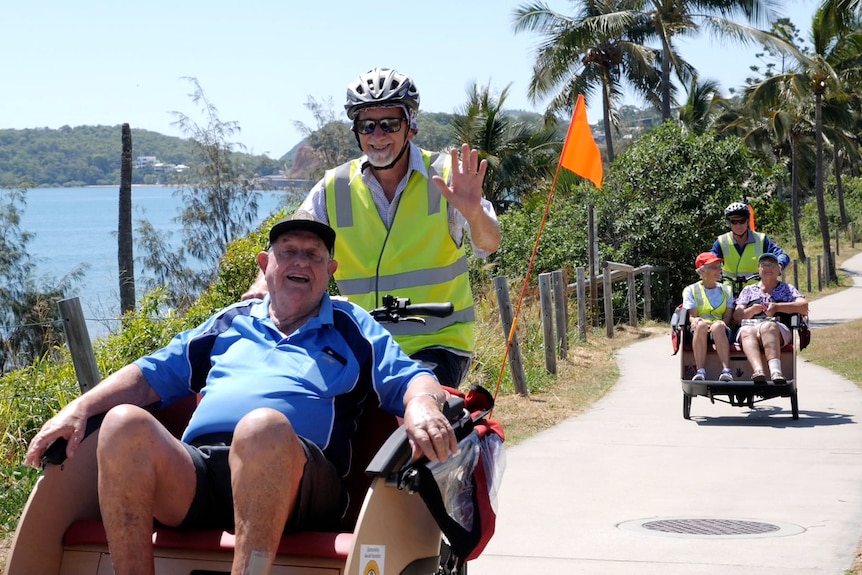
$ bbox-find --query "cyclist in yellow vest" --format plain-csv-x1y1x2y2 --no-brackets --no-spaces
243,68,501,387
710,202,789,290
682,252,736,381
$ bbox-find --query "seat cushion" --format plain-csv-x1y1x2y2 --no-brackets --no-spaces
63,518,353,560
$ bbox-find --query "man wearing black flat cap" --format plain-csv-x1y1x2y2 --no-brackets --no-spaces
25,212,455,575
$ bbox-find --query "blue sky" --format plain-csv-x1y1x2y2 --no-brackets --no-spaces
2,0,819,160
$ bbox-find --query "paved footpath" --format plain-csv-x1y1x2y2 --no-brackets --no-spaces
471,252,862,574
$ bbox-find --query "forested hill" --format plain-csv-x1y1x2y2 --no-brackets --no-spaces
0,109,552,188
0,125,280,188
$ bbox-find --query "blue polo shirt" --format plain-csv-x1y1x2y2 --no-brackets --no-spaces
134,294,432,475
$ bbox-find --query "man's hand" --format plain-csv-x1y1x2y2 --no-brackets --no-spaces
432,143,501,254
404,392,458,463
24,407,88,468
24,364,160,468
241,271,269,301
432,143,488,221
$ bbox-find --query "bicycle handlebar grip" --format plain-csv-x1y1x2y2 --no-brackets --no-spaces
404,303,454,318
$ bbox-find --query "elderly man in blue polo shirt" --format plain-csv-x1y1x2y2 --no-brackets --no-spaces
24,212,456,575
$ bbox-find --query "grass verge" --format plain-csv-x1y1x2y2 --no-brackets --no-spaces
801,317,862,575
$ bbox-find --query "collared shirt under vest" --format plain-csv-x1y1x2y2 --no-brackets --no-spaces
718,231,765,276
324,149,475,355
684,281,732,322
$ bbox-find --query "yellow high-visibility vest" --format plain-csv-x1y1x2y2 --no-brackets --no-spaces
324,150,474,354
718,231,765,276
684,282,732,321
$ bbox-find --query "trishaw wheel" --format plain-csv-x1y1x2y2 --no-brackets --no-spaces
683,394,691,420
790,387,799,420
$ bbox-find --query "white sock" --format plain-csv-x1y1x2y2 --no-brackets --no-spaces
768,358,782,374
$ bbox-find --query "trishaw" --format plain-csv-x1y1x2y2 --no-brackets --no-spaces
4,297,504,575
672,275,810,421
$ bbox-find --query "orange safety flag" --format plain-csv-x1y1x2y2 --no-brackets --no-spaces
559,94,603,188
748,203,756,231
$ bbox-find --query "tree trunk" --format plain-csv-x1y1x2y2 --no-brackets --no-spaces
601,80,615,163
834,152,848,227
814,92,836,283
791,135,806,263
118,124,135,314
660,36,672,119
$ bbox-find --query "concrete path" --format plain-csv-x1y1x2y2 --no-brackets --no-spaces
470,252,862,574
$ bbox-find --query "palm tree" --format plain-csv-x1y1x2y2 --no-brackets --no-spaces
717,67,815,263
806,7,862,282
820,0,862,30
451,82,560,210
738,7,862,283
830,101,862,227
631,0,790,119
678,76,723,134
512,0,663,162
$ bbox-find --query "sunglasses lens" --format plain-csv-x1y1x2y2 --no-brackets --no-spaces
730,219,746,225
356,118,403,135
357,120,376,135
378,118,402,133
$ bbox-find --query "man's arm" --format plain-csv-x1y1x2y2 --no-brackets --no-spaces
763,235,791,270
25,364,160,467
710,238,724,260
242,270,268,301
461,202,502,255
433,144,501,255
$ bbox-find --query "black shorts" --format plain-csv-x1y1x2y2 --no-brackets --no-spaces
178,433,346,532
410,347,472,387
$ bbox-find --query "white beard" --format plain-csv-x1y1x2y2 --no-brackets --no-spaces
365,144,398,168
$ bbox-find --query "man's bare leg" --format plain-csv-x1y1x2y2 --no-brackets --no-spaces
229,408,306,575
97,405,197,575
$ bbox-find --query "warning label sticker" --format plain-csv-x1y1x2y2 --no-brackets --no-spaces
360,544,385,575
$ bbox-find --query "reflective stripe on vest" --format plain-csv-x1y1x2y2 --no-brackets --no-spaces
325,150,475,355
718,231,765,276
690,282,731,321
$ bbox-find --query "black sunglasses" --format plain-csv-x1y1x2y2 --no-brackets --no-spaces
728,218,747,225
354,117,404,135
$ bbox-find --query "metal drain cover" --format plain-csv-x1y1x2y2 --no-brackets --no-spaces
618,517,805,539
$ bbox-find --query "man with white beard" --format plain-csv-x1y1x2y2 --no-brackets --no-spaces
245,67,500,390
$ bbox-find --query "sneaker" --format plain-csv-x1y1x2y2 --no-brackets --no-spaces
692,369,706,381
771,370,787,385
719,369,733,382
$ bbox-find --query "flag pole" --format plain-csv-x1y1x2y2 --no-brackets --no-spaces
492,95,603,400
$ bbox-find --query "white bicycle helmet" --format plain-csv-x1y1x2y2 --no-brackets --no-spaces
345,68,420,120
724,202,750,219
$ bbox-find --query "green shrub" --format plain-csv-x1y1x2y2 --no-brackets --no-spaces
478,182,590,286
592,122,786,318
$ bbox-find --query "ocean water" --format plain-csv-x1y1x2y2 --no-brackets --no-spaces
14,186,290,338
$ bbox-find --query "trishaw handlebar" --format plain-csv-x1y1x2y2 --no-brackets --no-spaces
369,295,454,324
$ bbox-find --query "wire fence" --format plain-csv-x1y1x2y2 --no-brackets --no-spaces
0,313,181,334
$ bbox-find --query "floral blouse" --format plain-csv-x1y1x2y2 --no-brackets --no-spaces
737,282,804,320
